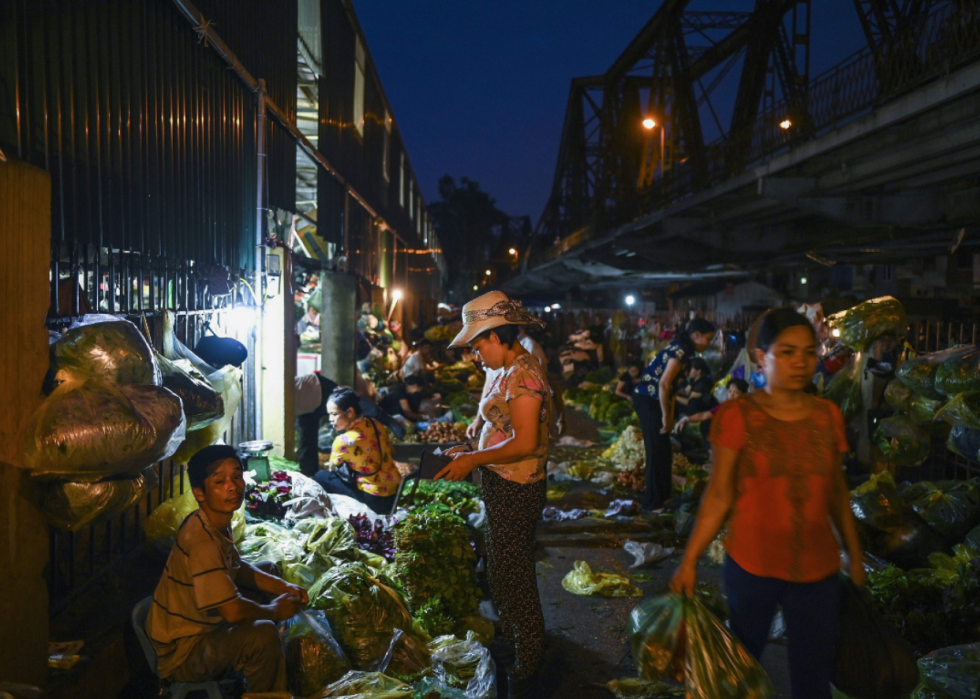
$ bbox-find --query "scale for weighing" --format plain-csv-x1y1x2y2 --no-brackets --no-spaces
239,440,274,481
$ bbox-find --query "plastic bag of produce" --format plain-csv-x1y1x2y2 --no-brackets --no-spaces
280,610,350,696
828,297,907,353
885,381,914,412
604,678,684,699
562,561,642,598
156,352,223,431
935,347,980,397
910,393,946,424
917,643,980,699
414,632,496,699
935,392,980,431
52,315,161,385
966,525,980,552
309,562,417,669
40,466,158,531
899,480,979,542
629,593,686,682
896,347,973,398
22,379,185,482
171,365,243,464
365,629,431,684
832,578,919,699
320,671,413,698
851,472,951,569
946,426,980,460
822,355,866,420
873,415,930,466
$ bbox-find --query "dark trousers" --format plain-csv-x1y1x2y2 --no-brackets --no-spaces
632,393,672,508
723,555,841,699
313,469,397,515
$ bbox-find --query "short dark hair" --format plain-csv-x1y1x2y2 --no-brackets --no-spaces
689,357,710,376
404,375,424,387
728,378,750,394
188,445,241,490
475,323,520,347
328,386,362,416
756,308,816,353
417,339,433,348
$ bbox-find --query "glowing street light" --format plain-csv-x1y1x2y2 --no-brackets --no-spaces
551,303,561,309
625,295,635,307
508,248,517,255
387,288,404,323
642,117,656,130
800,277,808,285
543,306,551,313
485,269,492,276
779,119,792,130
473,285,479,291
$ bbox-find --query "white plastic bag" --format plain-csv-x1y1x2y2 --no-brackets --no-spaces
624,540,675,568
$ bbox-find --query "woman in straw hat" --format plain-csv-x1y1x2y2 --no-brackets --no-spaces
436,291,550,696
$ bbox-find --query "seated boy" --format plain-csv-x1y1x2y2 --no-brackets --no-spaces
145,445,308,693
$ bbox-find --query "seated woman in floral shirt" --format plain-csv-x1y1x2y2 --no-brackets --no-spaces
314,386,402,514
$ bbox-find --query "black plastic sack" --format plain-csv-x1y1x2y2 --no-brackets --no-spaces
899,480,980,542
195,335,248,369
280,610,351,697
828,297,907,353
851,472,951,569
917,643,980,699
832,578,919,699
52,315,161,386
40,466,159,531
156,352,223,431
935,347,980,397
946,426,980,460
873,415,930,466
896,348,973,399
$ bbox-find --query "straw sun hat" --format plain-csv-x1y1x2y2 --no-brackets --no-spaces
448,291,544,348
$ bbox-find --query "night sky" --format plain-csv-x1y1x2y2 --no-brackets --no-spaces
355,1,867,222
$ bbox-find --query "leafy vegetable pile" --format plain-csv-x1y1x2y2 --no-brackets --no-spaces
348,514,396,561
245,470,292,519
403,479,482,520
392,509,480,638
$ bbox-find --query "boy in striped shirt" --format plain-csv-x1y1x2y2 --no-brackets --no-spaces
145,445,307,693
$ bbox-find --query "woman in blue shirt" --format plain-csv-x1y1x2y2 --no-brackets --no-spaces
633,318,716,510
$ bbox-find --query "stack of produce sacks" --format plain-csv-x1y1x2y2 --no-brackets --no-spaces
22,316,187,530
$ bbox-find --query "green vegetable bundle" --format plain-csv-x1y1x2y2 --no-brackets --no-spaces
935,347,980,397
392,509,480,638
897,347,973,398
822,355,866,420
873,415,930,466
899,480,980,542
917,643,980,699
280,610,351,696
935,392,980,431
828,296,907,352
405,480,482,519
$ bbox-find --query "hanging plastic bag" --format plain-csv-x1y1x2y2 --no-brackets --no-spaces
561,561,642,598
413,632,496,699
896,347,973,398
40,466,159,532
22,379,186,482
822,355,866,420
319,671,413,698
280,610,351,697
832,578,920,699
885,381,914,413
828,297,907,353
52,315,161,386
935,392,980,431
947,426,980,460
171,365,243,464
910,393,946,424
162,310,217,376
899,480,980,542
873,415,930,466
935,347,980,397
916,643,980,699
156,352,223,431
629,593,686,682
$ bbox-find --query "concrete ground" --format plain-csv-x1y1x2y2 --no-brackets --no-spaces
531,407,794,699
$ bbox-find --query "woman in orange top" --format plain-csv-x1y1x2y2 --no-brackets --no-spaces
671,308,864,699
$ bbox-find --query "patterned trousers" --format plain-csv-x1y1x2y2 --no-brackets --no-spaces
481,468,547,680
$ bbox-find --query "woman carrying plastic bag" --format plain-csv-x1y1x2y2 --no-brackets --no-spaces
670,309,865,699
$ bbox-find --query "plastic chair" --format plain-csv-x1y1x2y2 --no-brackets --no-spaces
132,596,236,699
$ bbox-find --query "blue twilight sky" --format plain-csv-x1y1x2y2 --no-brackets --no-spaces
354,0,867,222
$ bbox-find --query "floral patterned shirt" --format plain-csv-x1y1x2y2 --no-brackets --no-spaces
478,354,551,484
634,341,690,397
328,417,401,497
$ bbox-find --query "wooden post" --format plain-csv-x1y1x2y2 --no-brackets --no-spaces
0,158,52,689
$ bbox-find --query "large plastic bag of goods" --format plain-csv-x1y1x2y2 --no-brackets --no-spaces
308,562,418,670
171,365,242,464
40,466,159,531
851,471,950,569
52,315,161,385
156,352,223,431
364,628,431,684
946,425,980,460
916,643,980,699
935,391,980,431
899,480,980,542
935,347,980,397
822,355,867,420
22,379,185,482
162,310,217,376
885,381,914,413
629,593,774,699
279,610,351,697
873,415,930,466
828,297,907,353
413,632,496,699
832,578,919,699
896,347,973,398
320,671,413,698
910,393,946,424
561,561,642,598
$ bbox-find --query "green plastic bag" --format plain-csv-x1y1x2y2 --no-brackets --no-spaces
910,393,946,424
946,426,980,460
873,415,930,466
561,561,642,598
885,381,914,413
413,632,496,699
629,593,686,682
828,297,907,352
822,355,866,420
935,392,980,431
897,348,973,398
280,610,351,696
604,678,684,698
967,525,980,552
917,643,980,699
320,670,413,698
899,480,979,542
935,348,980,397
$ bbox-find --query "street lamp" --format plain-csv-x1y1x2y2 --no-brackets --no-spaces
642,117,656,130
473,285,478,291
625,295,635,307
779,119,792,130
387,288,403,323
508,248,517,255
485,269,492,276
